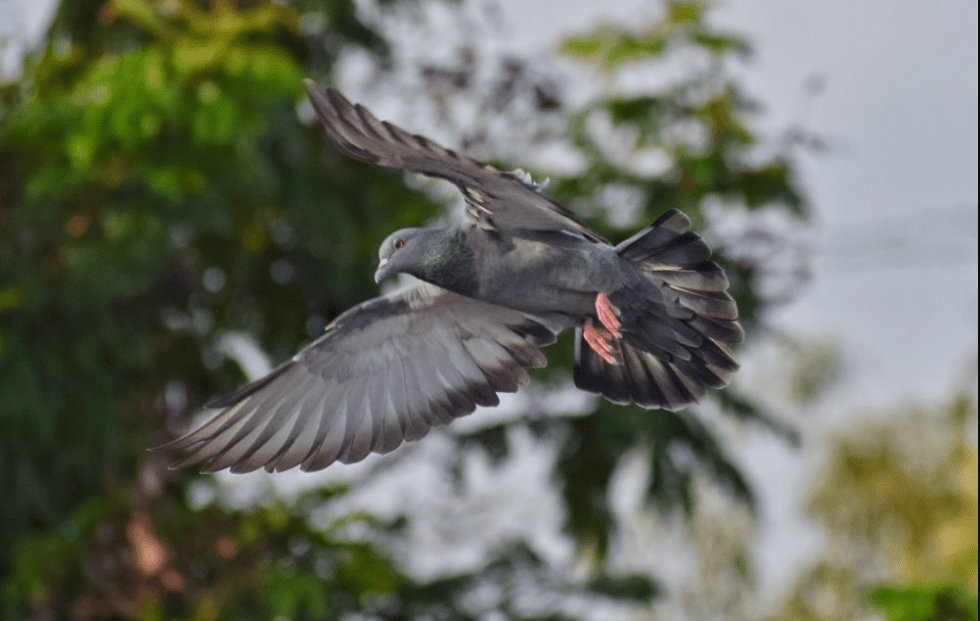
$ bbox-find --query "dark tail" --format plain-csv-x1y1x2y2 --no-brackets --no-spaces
573,210,743,410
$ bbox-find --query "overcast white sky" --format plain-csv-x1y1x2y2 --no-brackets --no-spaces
4,0,975,405
343,0,980,601
492,0,977,597
495,0,979,410
2,0,977,606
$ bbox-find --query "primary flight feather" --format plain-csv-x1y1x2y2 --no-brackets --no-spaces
160,80,743,473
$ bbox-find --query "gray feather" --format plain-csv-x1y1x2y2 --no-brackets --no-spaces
304,81,606,244
163,283,558,472
160,88,746,472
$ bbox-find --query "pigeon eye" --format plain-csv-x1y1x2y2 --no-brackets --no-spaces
394,239,405,250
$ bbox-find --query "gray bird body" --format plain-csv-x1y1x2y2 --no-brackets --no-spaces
159,82,744,473
416,225,625,321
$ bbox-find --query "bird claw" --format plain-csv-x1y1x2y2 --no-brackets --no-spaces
595,292,620,336
583,320,618,365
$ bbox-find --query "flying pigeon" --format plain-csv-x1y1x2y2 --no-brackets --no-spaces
160,80,743,473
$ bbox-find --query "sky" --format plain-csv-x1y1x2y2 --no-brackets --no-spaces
3,0,977,609
348,0,980,601
4,0,974,407
493,0,979,410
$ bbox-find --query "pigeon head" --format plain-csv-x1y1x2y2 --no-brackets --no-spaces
375,228,424,283
375,228,474,292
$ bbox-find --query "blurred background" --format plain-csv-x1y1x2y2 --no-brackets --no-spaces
0,0,976,619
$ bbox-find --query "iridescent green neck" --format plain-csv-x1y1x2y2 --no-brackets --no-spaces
411,229,476,295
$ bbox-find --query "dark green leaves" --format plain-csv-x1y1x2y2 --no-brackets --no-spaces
869,583,979,621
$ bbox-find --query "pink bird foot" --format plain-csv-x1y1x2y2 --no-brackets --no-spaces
583,321,615,364
595,292,620,336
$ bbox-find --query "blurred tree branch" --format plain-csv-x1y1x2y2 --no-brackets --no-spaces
1,0,817,618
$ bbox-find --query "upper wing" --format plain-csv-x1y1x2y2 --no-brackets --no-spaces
304,80,607,244
162,283,557,473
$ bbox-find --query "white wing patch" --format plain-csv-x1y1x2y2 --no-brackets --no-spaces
504,168,550,193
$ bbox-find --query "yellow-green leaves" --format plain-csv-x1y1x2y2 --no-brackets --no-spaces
563,26,666,67
561,0,748,69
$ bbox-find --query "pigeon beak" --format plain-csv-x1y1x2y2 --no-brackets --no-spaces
374,258,390,284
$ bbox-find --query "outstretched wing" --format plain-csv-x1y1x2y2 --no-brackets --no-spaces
161,283,557,473
304,80,607,244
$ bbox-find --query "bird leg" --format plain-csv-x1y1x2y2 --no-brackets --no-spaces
595,292,621,336
583,320,617,365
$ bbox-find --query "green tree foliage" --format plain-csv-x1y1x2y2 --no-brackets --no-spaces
870,583,978,621
0,0,811,618
548,0,807,552
767,384,979,621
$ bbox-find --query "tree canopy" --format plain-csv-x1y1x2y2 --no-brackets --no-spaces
1,1,817,619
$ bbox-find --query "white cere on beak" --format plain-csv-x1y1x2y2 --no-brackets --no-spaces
374,257,390,284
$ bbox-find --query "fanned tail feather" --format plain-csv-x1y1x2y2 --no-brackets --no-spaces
573,209,743,410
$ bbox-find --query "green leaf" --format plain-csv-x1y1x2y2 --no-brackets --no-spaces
111,0,167,35
561,36,603,59
586,572,661,601
667,1,704,25
870,583,979,621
